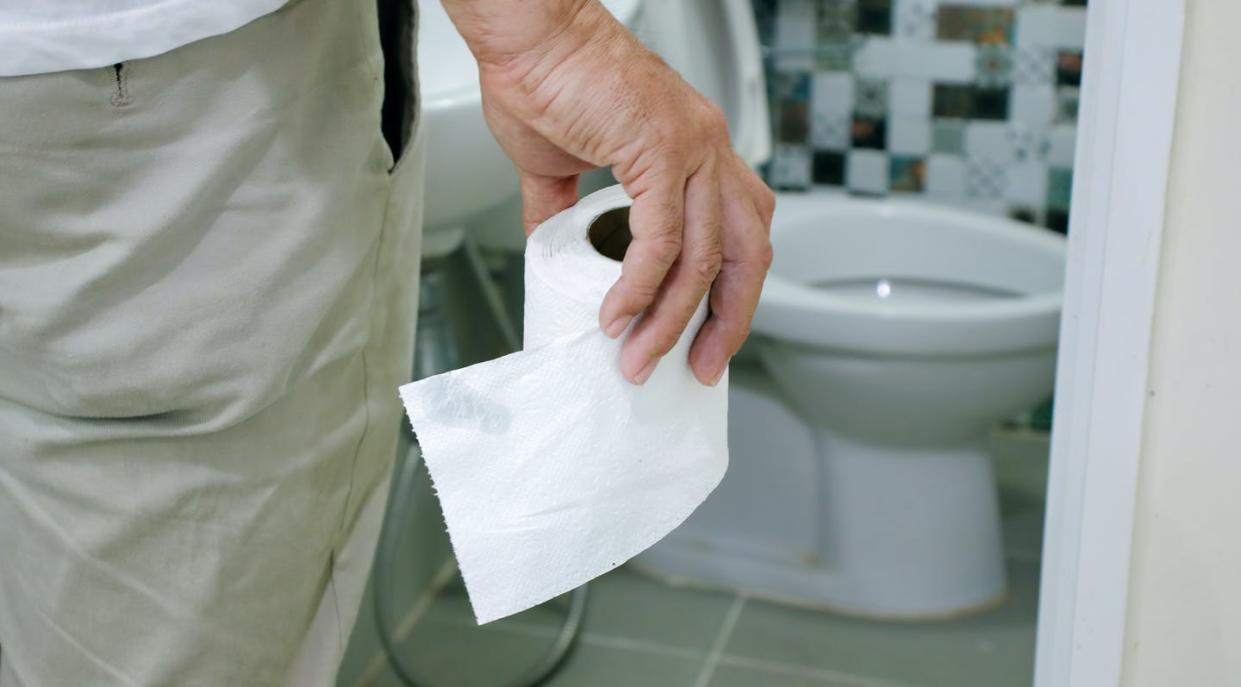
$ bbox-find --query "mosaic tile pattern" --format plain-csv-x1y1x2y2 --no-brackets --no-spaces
757,0,1088,232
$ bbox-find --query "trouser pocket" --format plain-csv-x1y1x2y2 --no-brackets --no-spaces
376,0,417,173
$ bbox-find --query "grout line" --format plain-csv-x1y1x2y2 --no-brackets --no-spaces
715,654,920,687
691,594,747,687
439,612,706,662
355,557,458,687
397,559,461,640
581,633,705,661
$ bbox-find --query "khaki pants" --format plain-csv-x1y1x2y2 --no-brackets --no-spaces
0,0,424,683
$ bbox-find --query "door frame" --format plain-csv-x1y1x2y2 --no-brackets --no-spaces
1034,1,1186,685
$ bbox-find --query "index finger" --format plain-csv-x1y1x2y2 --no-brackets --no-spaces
597,174,687,339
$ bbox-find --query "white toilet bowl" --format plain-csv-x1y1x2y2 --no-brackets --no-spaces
637,193,1066,618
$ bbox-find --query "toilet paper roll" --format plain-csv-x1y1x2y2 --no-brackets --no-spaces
399,185,729,624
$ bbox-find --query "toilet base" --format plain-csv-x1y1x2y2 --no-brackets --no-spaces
805,430,1008,618
636,380,1008,619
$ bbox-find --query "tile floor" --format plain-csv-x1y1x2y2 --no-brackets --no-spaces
369,431,1049,687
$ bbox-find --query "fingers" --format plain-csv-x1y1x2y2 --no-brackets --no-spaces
520,173,580,236
689,159,774,385
616,162,723,384
597,168,687,339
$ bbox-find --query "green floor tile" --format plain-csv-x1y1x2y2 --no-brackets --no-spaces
582,566,738,652
721,560,1041,687
421,573,570,635
992,430,1049,561
380,567,719,686
423,565,734,652
708,661,863,687
545,643,703,687
373,618,561,687
1002,510,1045,561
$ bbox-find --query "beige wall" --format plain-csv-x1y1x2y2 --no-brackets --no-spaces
1120,1,1241,684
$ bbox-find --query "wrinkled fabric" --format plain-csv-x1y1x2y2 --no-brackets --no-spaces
0,0,425,683
0,0,288,77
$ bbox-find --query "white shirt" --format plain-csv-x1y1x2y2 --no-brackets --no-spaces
0,1,288,77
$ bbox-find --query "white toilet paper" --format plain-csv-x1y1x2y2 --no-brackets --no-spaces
399,185,729,624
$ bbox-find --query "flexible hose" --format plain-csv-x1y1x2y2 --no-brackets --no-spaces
373,442,589,687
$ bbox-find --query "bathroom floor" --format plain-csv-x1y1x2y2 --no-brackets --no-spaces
369,430,1049,687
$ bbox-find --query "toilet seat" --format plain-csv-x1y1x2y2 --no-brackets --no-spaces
755,193,1067,356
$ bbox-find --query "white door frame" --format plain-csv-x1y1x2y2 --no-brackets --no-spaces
1034,1,1186,686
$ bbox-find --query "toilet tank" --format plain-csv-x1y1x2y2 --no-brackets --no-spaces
635,0,772,167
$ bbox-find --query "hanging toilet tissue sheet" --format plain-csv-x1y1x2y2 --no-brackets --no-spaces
398,185,729,624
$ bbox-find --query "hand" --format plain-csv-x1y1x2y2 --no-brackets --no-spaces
441,0,775,385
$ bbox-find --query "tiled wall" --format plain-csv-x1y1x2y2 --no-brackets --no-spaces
754,0,1087,232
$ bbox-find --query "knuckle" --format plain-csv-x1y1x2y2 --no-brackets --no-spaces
689,247,723,286
755,238,774,271
700,102,729,139
650,232,683,262
758,187,777,221
626,279,660,303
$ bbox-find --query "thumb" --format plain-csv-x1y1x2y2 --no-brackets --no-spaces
520,173,580,236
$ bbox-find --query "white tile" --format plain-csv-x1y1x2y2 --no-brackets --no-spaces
1009,85,1055,126
853,38,976,83
888,79,932,118
1015,6,1088,49
812,72,854,116
966,158,1007,199
846,150,888,194
774,0,816,71
1005,162,1049,207
1009,124,1050,163
769,144,812,188
964,121,1011,161
926,154,967,200
811,112,850,150
889,117,932,155
1047,125,1077,166
1012,46,1055,85
893,0,937,40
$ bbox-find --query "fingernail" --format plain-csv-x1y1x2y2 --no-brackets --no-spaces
709,366,726,387
604,315,633,338
632,358,658,385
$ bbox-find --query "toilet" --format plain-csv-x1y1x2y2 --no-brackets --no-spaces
632,2,1067,618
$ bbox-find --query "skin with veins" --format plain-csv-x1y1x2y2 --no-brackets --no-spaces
439,0,775,387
